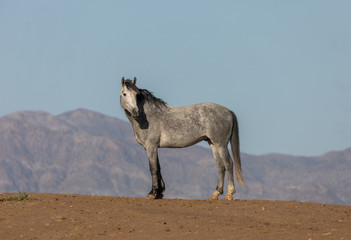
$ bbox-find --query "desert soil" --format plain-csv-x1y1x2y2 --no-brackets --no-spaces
0,193,350,240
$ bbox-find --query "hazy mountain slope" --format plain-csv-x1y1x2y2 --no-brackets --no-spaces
0,109,350,204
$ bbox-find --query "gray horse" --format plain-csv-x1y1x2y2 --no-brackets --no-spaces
120,77,244,200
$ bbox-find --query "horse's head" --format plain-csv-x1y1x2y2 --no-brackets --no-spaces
120,77,140,119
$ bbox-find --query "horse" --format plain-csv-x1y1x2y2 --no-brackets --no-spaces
120,77,244,200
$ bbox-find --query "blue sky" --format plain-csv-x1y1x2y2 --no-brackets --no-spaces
0,0,350,156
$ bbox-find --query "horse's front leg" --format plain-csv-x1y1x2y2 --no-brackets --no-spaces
146,146,165,199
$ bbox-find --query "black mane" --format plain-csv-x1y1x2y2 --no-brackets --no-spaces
125,79,168,109
138,88,168,109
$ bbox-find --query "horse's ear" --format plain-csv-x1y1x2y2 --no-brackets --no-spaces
132,77,137,85
121,77,125,86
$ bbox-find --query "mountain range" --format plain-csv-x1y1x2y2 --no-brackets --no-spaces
0,109,350,205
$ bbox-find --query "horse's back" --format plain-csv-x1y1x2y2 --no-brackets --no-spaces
170,102,232,125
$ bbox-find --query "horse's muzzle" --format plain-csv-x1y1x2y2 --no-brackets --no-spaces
131,108,139,118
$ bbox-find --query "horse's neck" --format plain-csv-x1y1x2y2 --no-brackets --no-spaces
143,102,169,117
126,103,167,145
127,102,167,131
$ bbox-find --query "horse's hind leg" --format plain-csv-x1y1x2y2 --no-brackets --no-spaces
217,145,236,200
209,143,225,200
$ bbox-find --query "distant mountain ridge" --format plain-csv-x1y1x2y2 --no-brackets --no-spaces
0,109,350,205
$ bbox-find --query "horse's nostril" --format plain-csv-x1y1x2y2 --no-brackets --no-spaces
132,108,139,118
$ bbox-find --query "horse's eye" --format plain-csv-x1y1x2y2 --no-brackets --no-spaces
123,93,126,96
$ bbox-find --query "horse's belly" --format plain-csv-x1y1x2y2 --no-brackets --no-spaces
159,132,206,148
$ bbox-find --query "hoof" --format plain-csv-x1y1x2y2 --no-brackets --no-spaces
209,194,218,200
147,193,163,200
147,194,156,200
209,190,220,200
224,194,233,200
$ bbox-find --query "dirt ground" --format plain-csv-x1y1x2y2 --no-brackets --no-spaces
0,193,350,240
